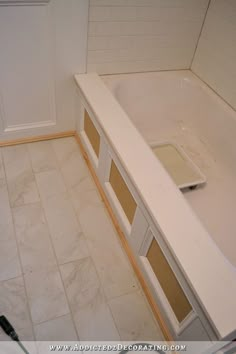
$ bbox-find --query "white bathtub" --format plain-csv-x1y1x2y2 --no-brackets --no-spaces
103,70,236,269
75,70,236,344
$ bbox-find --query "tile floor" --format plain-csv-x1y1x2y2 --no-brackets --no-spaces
0,137,164,342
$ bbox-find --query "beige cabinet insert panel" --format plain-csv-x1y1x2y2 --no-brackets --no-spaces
84,110,100,157
109,161,137,225
147,238,192,323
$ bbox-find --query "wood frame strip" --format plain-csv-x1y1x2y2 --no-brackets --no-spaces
0,131,75,147
75,132,173,342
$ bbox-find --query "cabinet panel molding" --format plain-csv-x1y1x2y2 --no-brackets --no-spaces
84,110,100,158
147,237,192,323
109,160,137,225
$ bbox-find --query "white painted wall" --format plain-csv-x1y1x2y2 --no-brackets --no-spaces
192,0,236,110
0,0,89,141
87,0,209,74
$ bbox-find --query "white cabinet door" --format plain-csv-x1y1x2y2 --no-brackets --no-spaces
0,0,89,141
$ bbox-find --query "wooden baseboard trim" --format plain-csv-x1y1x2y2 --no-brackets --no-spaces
0,131,76,147
75,133,173,342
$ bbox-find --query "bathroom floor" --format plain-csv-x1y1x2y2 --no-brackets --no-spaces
0,137,164,343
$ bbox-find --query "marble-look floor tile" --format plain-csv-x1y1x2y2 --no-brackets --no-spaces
60,153,89,190
69,175,103,216
109,290,164,341
0,185,21,281
42,193,89,265
35,169,67,201
24,266,70,324
72,287,120,342
34,314,78,341
28,140,58,173
0,277,32,336
0,137,165,345
12,202,56,273
88,240,139,301
52,137,89,189
51,137,79,165
60,258,120,341
71,178,139,300
2,145,39,207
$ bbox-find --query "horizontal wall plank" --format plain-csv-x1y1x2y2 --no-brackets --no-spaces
87,0,209,74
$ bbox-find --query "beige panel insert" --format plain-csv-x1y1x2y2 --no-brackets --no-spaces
147,238,192,323
84,110,100,157
109,161,137,224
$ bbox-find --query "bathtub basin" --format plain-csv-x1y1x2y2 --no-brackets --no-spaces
103,70,236,269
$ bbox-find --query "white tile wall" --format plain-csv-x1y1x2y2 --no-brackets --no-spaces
192,0,236,110
87,0,209,74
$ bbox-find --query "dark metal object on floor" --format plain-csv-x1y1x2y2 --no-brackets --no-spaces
0,315,30,354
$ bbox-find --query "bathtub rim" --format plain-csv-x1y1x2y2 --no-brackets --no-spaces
74,72,236,341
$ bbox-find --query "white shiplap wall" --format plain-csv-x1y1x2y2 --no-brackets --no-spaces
192,0,236,110
87,0,209,74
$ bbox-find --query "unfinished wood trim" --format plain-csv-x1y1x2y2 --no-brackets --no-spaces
147,238,192,323
109,160,137,224
0,131,75,147
75,133,173,342
84,110,100,157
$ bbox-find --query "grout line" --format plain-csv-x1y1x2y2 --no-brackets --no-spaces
89,5,208,8
0,274,24,284
98,68,190,77
33,312,76,332
190,0,212,68
88,19,202,23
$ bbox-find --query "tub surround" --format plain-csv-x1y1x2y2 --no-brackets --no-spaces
74,72,236,342
192,0,236,110
87,0,209,74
